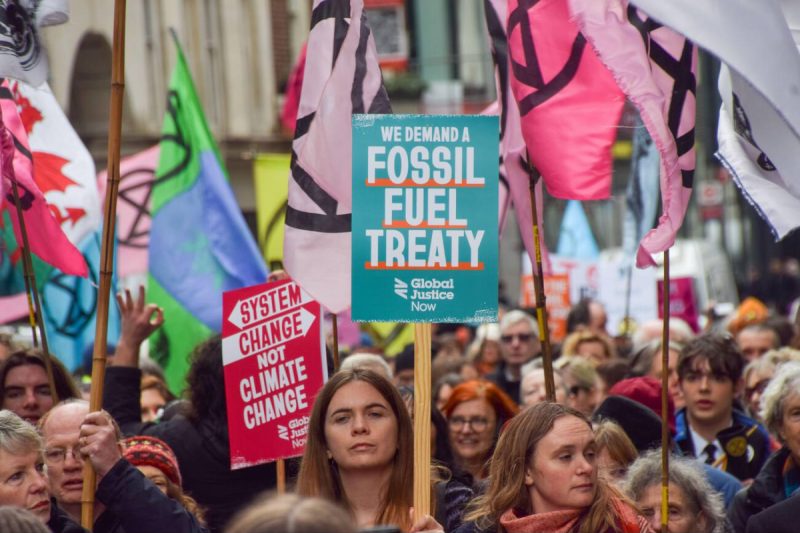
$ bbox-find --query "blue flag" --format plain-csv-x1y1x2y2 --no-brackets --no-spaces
41,226,121,372
556,200,599,261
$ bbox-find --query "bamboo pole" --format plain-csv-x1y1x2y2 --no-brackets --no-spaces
332,314,340,372
82,0,127,528
277,459,286,493
11,181,57,401
413,323,432,518
661,249,671,533
527,162,555,401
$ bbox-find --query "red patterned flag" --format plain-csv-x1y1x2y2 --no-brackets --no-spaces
507,0,625,201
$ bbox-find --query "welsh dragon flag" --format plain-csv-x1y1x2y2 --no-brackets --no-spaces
148,34,268,391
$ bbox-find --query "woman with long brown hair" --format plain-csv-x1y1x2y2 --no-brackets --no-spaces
458,402,652,533
296,367,444,532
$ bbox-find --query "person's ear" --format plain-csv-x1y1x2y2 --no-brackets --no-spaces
696,511,709,532
326,449,333,460
524,467,534,486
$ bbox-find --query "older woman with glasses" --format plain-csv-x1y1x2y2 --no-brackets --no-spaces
742,348,800,424
442,380,519,484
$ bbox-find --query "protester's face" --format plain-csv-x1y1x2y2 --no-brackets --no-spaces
779,393,800,462
41,403,89,505
500,321,539,367
588,302,608,336
0,448,50,521
737,330,777,362
2,364,53,424
565,378,599,417
525,416,597,513
448,399,497,464
744,370,773,422
576,341,608,366
680,359,737,426
521,371,566,408
482,341,501,366
394,369,415,389
141,389,167,423
596,448,626,486
650,349,682,410
324,381,398,472
638,482,705,533
137,465,169,495
436,384,454,412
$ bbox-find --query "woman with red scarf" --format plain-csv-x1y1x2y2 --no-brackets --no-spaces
456,402,652,533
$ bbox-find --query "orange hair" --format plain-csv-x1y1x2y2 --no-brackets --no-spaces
442,379,520,423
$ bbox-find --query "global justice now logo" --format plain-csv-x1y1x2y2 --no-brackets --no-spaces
394,278,455,312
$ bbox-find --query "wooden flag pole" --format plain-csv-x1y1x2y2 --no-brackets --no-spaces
413,323,432,518
276,460,286,493
661,249,671,533
527,162,555,401
11,181,57,401
82,0,127,528
11,184,38,348
332,314,340,371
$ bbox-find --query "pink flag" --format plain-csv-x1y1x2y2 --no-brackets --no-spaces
568,0,697,267
507,0,625,201
97,145,160,278
485,0,550,274
0,83,87,277
283,0,391,313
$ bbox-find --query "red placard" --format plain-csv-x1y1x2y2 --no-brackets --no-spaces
222,279,327,470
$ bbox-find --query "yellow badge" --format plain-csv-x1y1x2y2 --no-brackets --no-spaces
726,436,747,457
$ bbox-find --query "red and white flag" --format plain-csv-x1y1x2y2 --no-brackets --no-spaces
484,0,549,274
568,0,697,268
0,81,86,276
507,0,625,202
283,0,391,313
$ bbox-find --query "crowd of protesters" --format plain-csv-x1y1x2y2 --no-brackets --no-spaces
1,280,800,533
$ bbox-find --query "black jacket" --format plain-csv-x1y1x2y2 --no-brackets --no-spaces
486,361,521,405
103,366,275,533
728,447,791,533
47,499,89,533
93,458,207,533
746,493,800,533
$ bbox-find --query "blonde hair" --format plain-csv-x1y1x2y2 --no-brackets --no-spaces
555,356,598,390
0,409,42,456
225,492,356,533
594,420,637,470
464,403,636,533
562,331,615,363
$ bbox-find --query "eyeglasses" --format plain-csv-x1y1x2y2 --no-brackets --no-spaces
569,385,592,397
745,379,770,399
501,333,534,344
449,416,489,432
44,447,85,465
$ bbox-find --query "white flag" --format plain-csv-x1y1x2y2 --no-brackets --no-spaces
631,0,800,239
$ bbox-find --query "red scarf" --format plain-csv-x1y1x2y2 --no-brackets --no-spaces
499,497,652,533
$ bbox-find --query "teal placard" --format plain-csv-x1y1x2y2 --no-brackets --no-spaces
352,115,499,323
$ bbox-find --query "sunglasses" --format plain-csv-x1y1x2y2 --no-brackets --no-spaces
501,333,534,344
745,379,770,399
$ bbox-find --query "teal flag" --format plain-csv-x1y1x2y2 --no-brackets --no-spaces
148,34,268,392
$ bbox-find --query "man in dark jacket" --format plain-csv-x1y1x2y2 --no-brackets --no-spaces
728,447,790,533
746,492,800,533
104,287,275,532
39,399,206,533
488,310,540,404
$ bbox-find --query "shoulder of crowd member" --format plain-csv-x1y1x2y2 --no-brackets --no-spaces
728,447,791,532
436,477,474,533
745,493,800,533
96,458,208,533
701,464,743,509
47,498,90,533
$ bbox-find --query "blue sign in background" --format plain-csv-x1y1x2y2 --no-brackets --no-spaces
352,114,498,323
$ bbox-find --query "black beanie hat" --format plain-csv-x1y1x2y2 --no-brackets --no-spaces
594,395,665,453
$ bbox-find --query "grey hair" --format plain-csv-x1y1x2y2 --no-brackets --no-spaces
339,353,392,380
759,361,800,444
630,339,686,377
0,409,43,456
625,450,726,533
500,309,538,336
